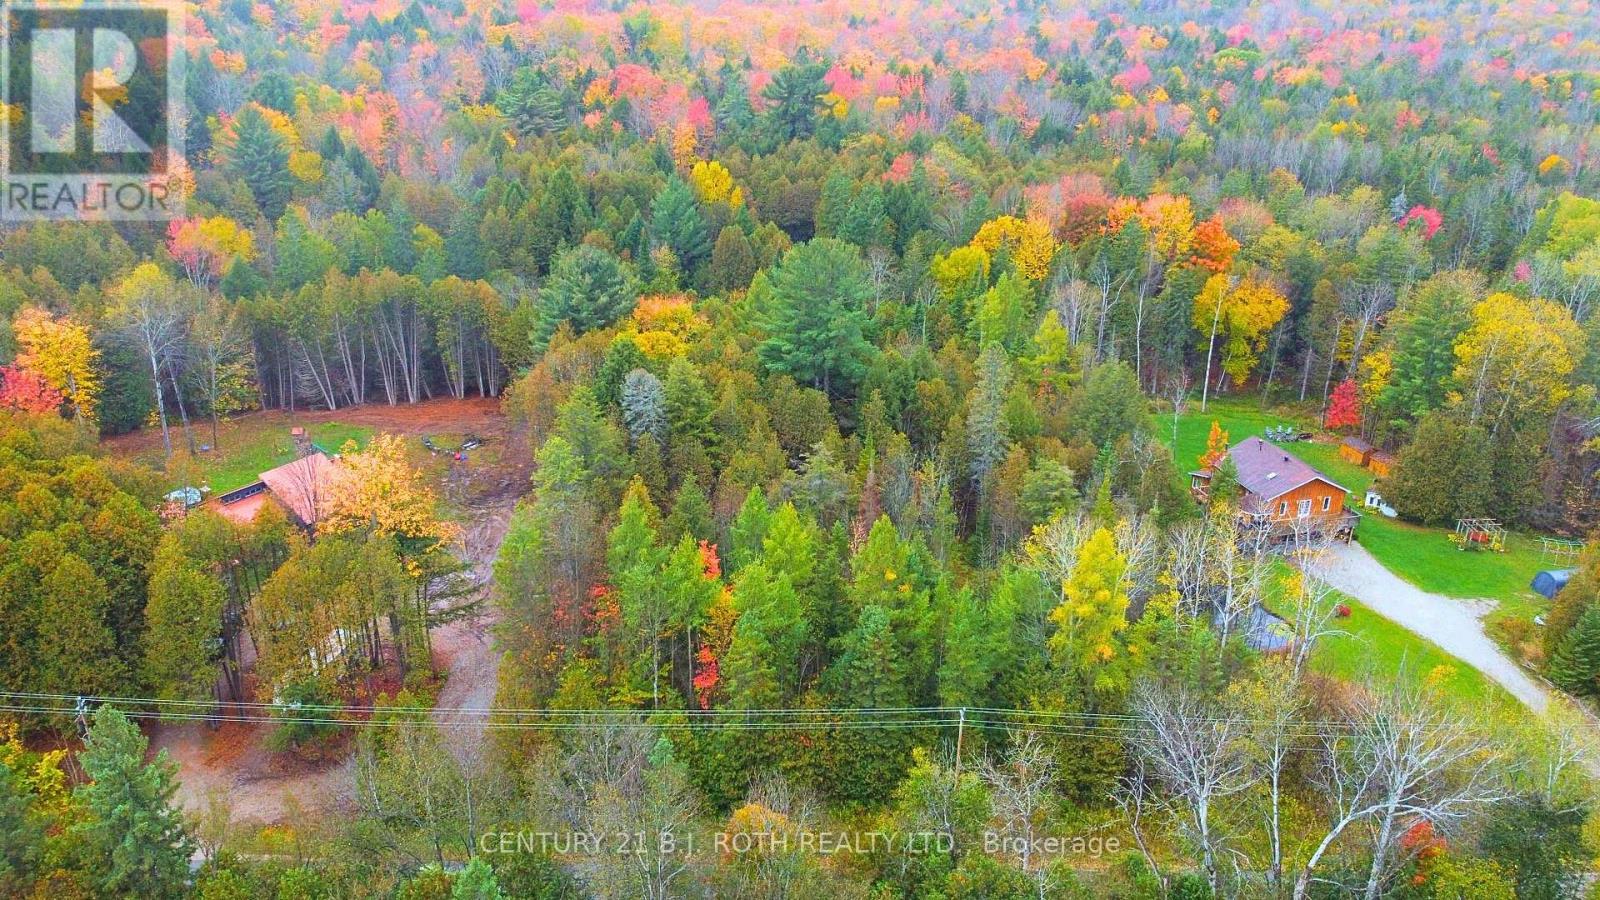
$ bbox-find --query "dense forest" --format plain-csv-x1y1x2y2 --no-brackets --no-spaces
6,0,1600,897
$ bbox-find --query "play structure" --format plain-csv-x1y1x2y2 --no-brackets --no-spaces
1452,517,1507,552
1537,536,1585,561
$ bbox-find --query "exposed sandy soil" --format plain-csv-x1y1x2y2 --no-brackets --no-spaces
430,501,513,763
142,397,527,827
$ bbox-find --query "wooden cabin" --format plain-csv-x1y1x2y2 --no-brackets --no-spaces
1367,451,1395,479
1191,438,1358,542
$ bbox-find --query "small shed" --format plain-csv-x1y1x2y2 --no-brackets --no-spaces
1339,436,1375,467
1532,569,1576,600
1368,451,1396,479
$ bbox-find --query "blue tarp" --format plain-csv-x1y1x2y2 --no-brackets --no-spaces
1532,569,1576,600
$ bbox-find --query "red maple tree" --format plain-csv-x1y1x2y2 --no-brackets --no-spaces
0,363,64,415
1324,379,1362,430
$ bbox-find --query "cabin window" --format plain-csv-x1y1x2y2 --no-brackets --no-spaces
1297,499,1312,517
1278,501,1287,516
1322,496,1331,512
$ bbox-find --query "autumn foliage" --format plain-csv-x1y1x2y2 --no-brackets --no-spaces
0,363,64,414
1325,379,1363,430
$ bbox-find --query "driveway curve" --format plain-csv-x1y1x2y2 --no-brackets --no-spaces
1318,542,1554,713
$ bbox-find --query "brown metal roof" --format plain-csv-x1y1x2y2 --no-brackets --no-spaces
1229,438,1347,500
1340,436,1375,453
257,452,336,525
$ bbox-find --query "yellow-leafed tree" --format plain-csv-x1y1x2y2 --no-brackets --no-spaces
1193,274,1290,385
971,215,1058,281
1048,526,1130,694
1453,292,1583,432
688,159,743,209
319,433,460,557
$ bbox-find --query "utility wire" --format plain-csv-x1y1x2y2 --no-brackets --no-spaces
0,691,1468,745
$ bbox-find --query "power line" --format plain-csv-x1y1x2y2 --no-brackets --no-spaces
0,691,1469,742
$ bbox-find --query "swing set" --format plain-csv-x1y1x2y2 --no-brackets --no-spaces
1452,518,1506,552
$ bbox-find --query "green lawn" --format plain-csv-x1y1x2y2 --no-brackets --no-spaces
1163,396,1303,477
197,422,371,493
1256,560,1522,717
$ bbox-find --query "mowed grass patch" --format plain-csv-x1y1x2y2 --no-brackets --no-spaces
1292,439,1553,622
1173,401,1555,617
142,420,373,494
1162,396,1308,476
1261,561,1523,719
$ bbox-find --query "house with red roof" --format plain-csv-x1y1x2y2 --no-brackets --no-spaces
212,448,337,528
1190,437,1359,542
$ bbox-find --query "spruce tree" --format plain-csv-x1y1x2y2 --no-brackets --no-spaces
966,343,1013,496
619,368,668,444
1547,605,1600,696
727,487,772,573
75,706,194,899
665,475,713,544
229,105,292,221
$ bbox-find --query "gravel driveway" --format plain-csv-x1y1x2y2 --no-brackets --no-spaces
1319,542,1554,712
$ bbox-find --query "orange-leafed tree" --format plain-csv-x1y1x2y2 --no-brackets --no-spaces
0,363,64,414
1190,216,1240,272
12,305,98,423
1199,420,1230,469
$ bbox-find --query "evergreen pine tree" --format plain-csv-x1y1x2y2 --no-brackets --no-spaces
75,705,194,899
534,245,639,349
757,239,876,397
229,105,292,221
501,69,566,137
650,176,711,274
1547,605,1600,696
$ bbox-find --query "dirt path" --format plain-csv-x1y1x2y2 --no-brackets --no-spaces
1321,542,1554,712
103,396,508,457
429,498,513,762
152,721,358,827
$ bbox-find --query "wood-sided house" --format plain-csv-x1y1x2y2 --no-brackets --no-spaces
1190,438,1359,542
